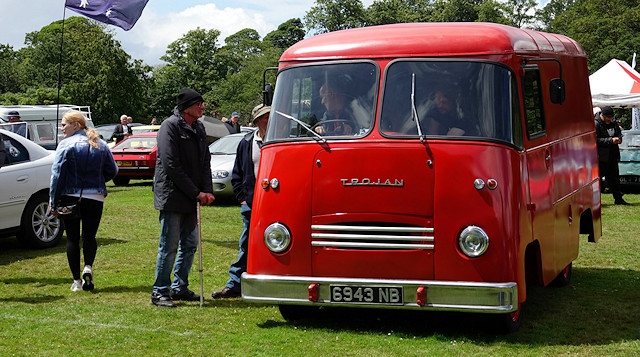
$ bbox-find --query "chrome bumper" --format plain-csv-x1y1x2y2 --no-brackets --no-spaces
242,273,518,313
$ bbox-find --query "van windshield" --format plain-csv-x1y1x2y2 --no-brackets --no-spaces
266,62,378,142
380,60,519,145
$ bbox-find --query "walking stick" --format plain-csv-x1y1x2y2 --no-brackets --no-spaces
197,201,204,307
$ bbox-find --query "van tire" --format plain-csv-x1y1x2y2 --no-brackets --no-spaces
278,305,320,321
550,262,572,287
497,303,523,333
112,177,130,186
20,192,63,249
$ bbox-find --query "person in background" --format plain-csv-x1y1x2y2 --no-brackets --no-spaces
7,111,27,138
49,111,118,292
225,111,241,133
594,106,628,205
150,117,157,125
151,88,215,308
211,104,270,299
111,114,132,143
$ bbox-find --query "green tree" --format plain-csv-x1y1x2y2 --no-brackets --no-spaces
0,44,21,94
12,17,148,124
549,0,640,73
364,0,433,25
161,27,222,95
304,0,367,34
504,0,537,28
263,18,306,49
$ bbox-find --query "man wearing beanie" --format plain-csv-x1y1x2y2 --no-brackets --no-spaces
212,104,270,299
594,106,627,205
151,88,216,307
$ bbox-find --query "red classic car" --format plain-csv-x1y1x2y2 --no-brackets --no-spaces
110,132,157,185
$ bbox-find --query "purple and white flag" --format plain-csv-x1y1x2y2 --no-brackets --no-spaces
65,0,149,31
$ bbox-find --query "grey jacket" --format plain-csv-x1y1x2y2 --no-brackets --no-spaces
153,108,213,213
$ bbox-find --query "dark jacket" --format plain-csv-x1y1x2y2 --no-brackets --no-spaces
231,131,257,207
111,123,132,143
153,108,213,213
594,113,623,162
225,120,241,134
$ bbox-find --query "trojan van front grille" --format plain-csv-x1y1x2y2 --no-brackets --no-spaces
311,224,434,250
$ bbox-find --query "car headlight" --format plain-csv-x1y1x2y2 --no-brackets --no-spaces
264,222,291,253
458,225,489,257
212,170,229,179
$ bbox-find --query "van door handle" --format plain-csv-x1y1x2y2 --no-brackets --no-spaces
544,149,551,169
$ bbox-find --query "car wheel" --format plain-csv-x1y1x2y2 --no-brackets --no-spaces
112,177,130,186
20,192,63,249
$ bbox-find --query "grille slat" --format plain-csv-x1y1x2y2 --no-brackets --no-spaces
311,224,434,250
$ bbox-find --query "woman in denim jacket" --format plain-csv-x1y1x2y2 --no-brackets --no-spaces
50,111,118,292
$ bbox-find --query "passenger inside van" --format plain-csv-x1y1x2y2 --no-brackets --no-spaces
313,75,358,136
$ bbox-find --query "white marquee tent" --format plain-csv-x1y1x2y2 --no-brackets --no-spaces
589,58,640,108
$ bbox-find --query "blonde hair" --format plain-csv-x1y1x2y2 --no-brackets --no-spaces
62,110,100,148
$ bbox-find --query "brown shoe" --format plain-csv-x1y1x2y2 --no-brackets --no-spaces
211,287,241,299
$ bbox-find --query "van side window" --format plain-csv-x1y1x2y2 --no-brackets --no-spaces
522,67,546,139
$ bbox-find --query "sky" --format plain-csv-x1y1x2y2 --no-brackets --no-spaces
1,0,548,66
0,0,372,66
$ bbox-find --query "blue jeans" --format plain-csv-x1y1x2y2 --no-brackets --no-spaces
152,211,198,297
225,203,251,292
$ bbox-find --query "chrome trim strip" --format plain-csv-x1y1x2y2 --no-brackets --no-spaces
312,225,433,233
312,241,433,249
242,273,518,313
312,233,434,241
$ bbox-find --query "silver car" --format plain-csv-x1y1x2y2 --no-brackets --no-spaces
209,132,250,200
0,129,62,248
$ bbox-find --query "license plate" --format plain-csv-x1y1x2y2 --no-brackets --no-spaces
330,285,403,305
117,161,133,167
620,176,640,183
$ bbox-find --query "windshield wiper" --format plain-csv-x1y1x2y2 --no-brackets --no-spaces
411,73,426,143
275,111,326,143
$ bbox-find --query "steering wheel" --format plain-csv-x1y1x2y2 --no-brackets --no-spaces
310,119,356,136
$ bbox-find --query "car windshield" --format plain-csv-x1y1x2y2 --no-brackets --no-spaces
113,136,157,150
265,62,378,142
209,134,244,155
379,60,518,145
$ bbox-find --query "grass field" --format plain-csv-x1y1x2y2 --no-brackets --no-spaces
0,181,638,356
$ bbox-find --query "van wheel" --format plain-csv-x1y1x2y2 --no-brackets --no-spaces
497,303,523,333
112,177,130,186
20,192,63,249
550,262,572,287
278,305,320,321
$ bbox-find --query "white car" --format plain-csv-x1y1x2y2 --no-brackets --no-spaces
209,132,250,200
0,129,62,248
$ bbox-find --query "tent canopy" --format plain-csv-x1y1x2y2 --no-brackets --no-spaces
590,59,640,108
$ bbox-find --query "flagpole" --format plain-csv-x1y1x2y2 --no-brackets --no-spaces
55,4,67,148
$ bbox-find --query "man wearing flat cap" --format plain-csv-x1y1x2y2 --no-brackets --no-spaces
212,104,270,299
594,106,627,205
225,111,241,133
151,88,216,307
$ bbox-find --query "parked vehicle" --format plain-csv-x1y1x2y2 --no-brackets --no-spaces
131,124,161,134
0,129,62,248
241,23,602,333
619,130,640,190
110,132,157,186
209,132,249,199
0,105,94,149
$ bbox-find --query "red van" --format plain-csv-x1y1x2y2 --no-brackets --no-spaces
242,23,601,332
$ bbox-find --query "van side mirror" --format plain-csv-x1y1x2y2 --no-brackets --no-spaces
550,78,565,104
263,83,274,106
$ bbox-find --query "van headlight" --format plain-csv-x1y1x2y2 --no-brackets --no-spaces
264,222,291,253
458,226,489,257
